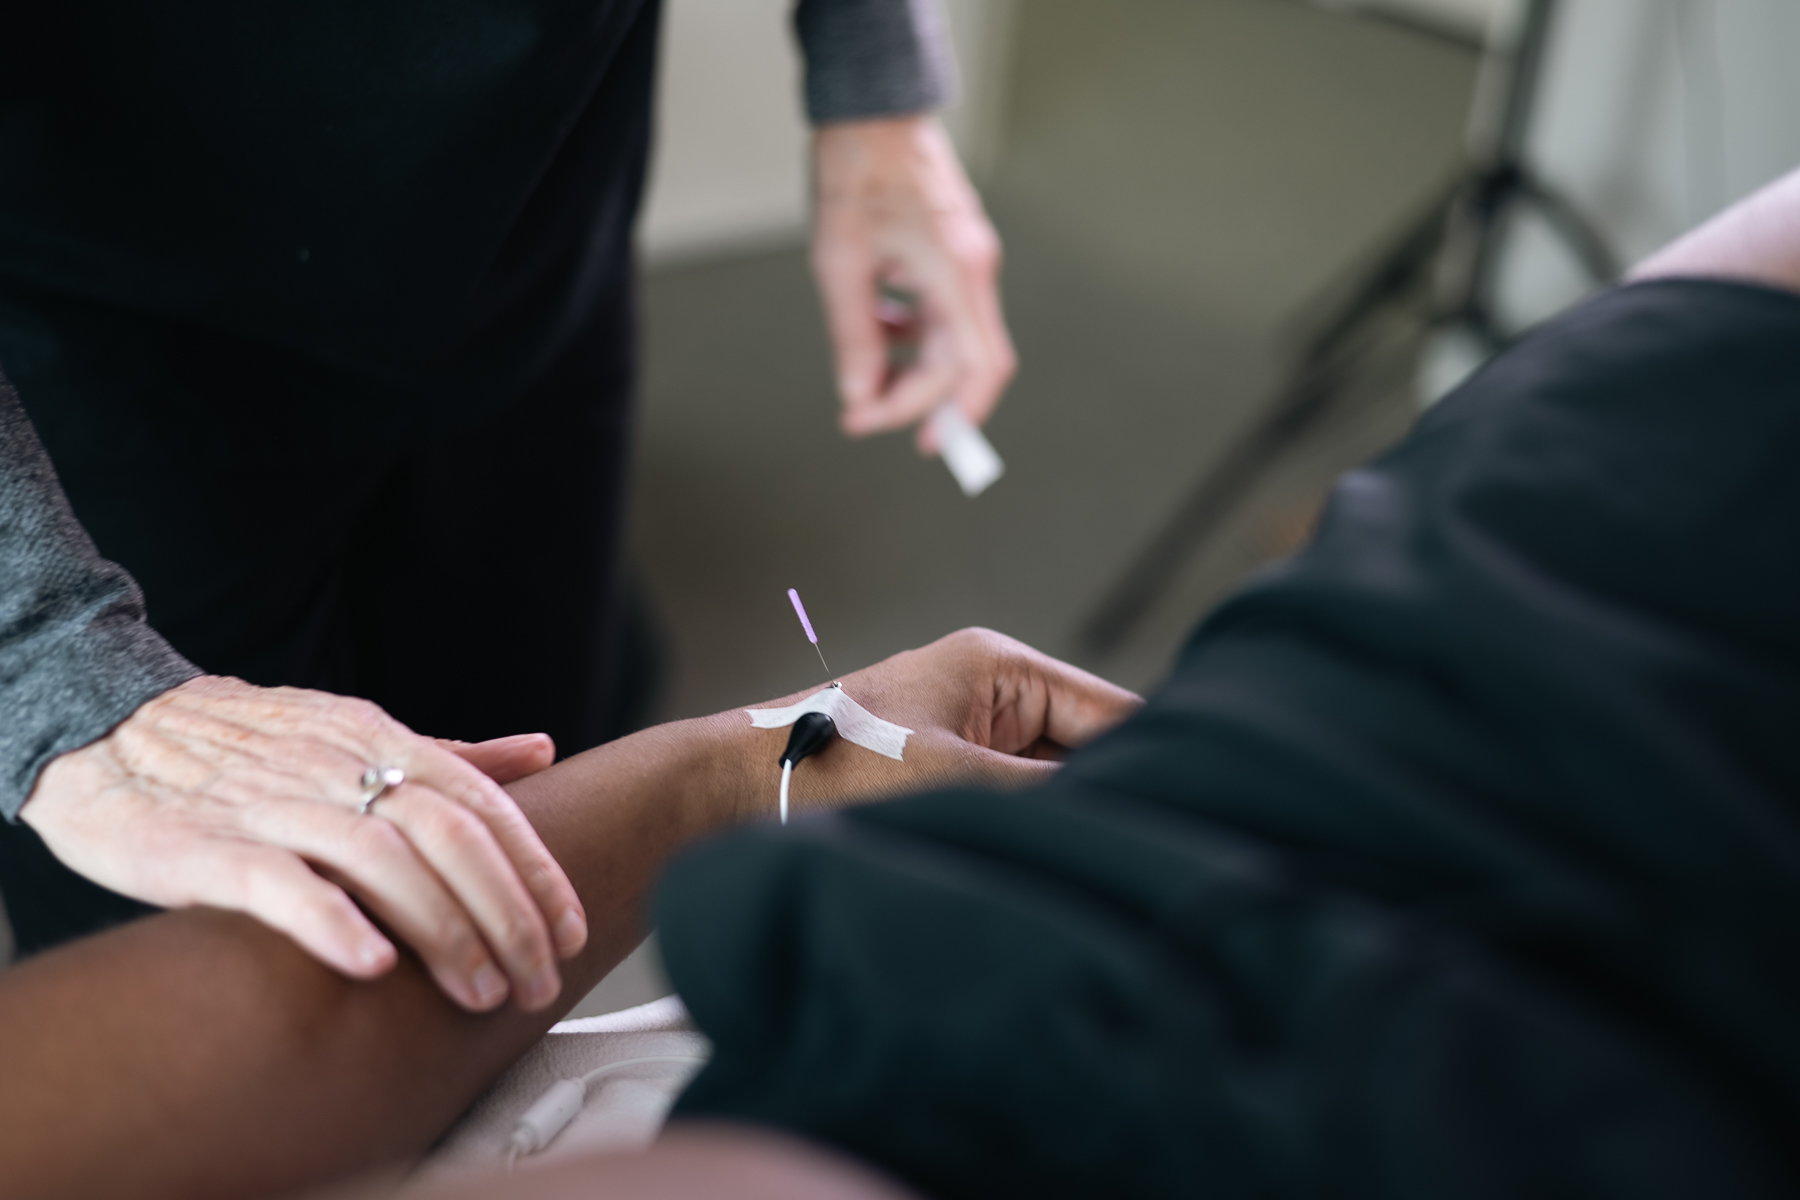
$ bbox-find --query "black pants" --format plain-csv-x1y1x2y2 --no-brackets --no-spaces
0,268,647,955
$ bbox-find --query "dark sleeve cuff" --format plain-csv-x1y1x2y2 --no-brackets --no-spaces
0,620,199,822
793,0,960,124
1,371,200,820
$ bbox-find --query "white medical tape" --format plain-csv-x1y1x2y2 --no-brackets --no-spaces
745,685,914,761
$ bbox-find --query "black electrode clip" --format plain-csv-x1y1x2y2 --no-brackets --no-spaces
780,711,837,769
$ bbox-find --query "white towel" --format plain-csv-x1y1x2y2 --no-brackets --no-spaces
414,996,710,1185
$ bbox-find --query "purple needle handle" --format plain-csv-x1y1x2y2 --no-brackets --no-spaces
788,588,818,644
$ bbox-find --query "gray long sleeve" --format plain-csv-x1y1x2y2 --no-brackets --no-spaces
0,365,198,820
794,0,960,123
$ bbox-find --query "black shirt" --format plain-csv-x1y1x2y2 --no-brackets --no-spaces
0,0,955,823
0,0,953,404
0,0,658,399
656,280,1800,1198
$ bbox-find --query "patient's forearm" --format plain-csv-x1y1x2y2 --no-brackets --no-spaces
0,711,762,1200
0,629,1126,1199
1629,165,1800,293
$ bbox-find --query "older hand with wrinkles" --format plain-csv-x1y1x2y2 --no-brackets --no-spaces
17,676,587,1013
812,115,1016,454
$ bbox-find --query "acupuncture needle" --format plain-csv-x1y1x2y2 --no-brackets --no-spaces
787,587,834,683
779,588,839,823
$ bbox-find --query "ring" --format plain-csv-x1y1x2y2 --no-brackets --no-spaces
356,766,406,816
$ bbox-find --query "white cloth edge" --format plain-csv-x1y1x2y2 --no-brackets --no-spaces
551,994,693,1035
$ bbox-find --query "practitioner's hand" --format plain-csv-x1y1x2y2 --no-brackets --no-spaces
772,628,1142,813
18,676,587,1014
811,115,1016,454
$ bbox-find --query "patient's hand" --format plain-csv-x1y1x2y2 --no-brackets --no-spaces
764,628,1142,815
19,676,587,1013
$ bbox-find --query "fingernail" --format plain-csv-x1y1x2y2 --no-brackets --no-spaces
357,940,394,973
525,965,563,1011
471,963,509,1009
554,908,587,955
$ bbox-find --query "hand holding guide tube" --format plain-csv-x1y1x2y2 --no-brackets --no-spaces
811,115,1017,455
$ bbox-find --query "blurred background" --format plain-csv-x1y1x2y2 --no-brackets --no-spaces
5,0,1798,990
566,0,1800,1016
620,0,1800,720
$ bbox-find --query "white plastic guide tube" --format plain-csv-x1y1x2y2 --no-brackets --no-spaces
506,1056,707,1165
931,404,1004,497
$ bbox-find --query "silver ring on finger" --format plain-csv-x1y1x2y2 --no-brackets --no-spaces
356,766,406,816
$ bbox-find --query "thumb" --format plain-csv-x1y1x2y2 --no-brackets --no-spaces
1036,655,1143,749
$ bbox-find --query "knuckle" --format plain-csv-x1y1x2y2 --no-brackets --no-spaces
352,817,410,863
318,886,363,926
954,626,1010,667
950,626,993,649
334,697,393,742
239,853,308,915
453,778,507,817
522,858,562,895
962,239,1001,274
337,695,382,723
951,225,1001,269
499,914,545,964
433,804,490,854
212,854,262,911
435,916,485,967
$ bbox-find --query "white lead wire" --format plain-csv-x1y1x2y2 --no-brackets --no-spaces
508,1056,708,1169
779,759,793,825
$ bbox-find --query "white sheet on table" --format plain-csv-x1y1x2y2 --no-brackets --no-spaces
412,996,710,1187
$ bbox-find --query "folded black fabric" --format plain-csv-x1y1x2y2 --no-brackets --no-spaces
658,280,1800,1198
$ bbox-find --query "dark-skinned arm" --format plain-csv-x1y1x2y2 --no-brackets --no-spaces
0,630,1139,1200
